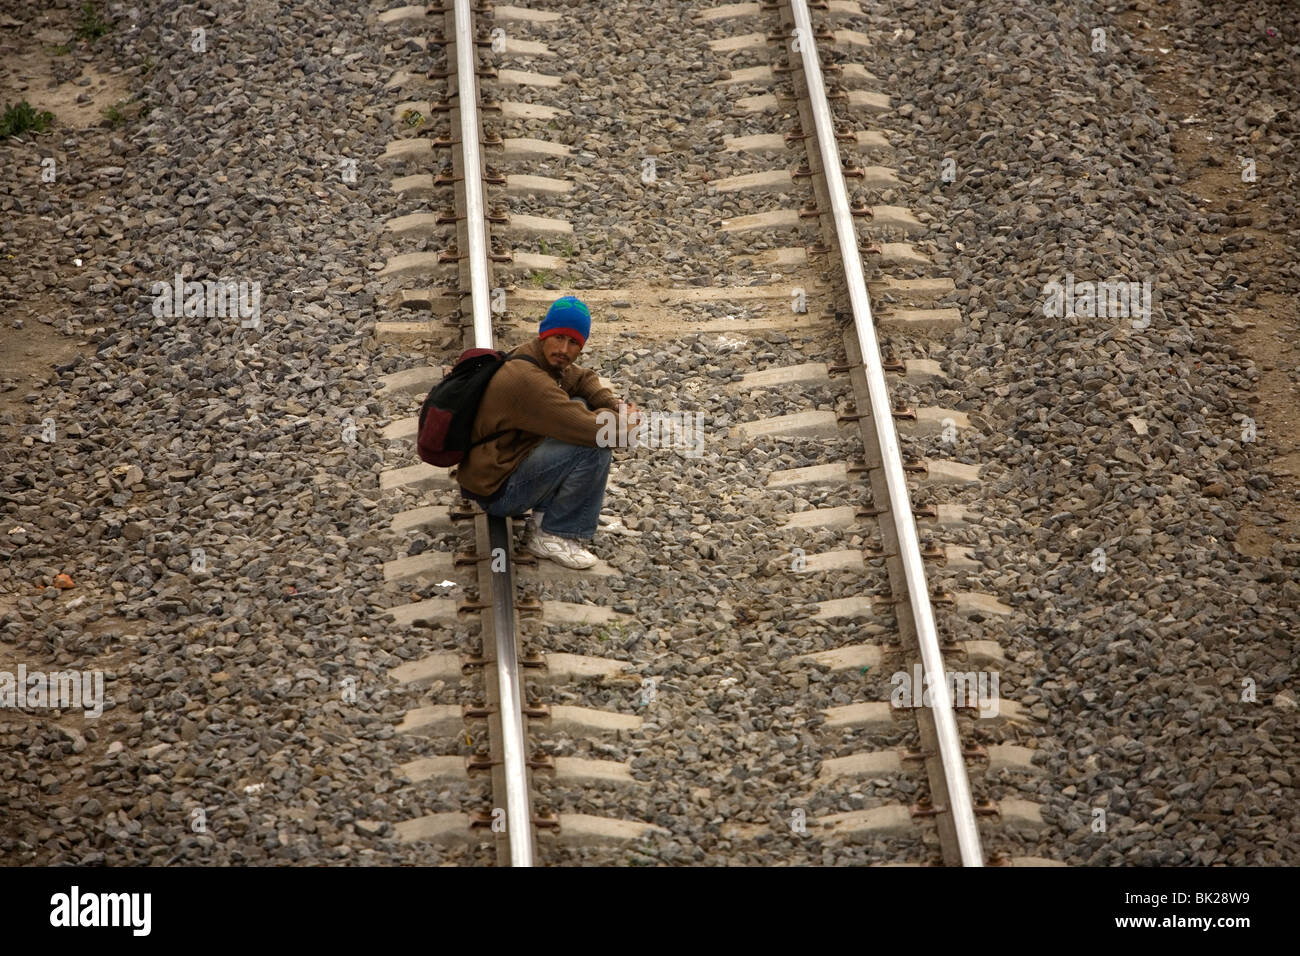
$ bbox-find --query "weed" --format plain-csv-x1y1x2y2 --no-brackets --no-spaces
102,103,127,128
1,101,55,138
595,621,627,644
75,2,113,41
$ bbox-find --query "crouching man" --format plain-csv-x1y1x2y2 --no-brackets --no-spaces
455,296,639,569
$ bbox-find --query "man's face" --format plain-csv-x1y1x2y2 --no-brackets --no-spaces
540,333,583,371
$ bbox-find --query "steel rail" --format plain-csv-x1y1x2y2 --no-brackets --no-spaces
455,0,495,348
788,0,984,866
486,509,531,866
453,0,533,867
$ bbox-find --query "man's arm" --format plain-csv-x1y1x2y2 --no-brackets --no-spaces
565,365,619,411
504,367,608,446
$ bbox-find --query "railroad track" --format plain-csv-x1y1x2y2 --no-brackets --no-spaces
368,0,1056,866
373,0,667,866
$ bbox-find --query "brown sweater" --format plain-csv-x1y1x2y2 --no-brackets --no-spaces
455,337,620,498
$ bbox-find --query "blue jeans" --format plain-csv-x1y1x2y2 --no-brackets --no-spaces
484,437,612,540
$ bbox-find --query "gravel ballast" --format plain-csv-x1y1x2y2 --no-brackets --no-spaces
1,0,1295,867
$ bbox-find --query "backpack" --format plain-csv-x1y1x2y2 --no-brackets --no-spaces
416,349,539,466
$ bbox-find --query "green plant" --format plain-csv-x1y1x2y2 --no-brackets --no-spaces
528,270,550,288
595,621,627,644
101,102,127,127
75,2,112,41
538,239,550,255
49,43,72,56
0,101,55,138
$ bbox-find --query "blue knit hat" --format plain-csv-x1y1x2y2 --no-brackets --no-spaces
539,296,591,347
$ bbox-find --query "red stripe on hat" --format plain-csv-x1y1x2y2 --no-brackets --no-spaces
539,326,586,346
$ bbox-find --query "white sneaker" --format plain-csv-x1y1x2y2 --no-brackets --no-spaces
527,530,598,569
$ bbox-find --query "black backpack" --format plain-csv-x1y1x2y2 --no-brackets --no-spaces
416,349,538,466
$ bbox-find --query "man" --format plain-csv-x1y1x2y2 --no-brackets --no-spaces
455,296,640,569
